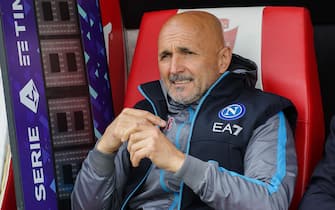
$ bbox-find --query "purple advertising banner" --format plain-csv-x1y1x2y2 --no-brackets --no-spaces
0,0,58,209
77,0,114,140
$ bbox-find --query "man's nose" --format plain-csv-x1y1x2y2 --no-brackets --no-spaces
169,55,182,74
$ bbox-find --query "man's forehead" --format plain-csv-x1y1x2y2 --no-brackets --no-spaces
158,25,202,48
158,37,201,53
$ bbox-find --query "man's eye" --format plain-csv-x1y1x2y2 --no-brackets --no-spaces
160,53,171,60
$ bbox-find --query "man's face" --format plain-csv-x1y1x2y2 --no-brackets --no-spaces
158,19,224,105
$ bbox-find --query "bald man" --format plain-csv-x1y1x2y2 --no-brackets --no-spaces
71,11,297,210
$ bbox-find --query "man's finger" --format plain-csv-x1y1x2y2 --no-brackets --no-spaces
123,108,166,127
127,132,150,153
121,121,160,143
130,147,149,167
121,123,146,142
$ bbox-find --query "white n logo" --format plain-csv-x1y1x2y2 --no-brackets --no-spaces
226,106,239,115
218,104,246,121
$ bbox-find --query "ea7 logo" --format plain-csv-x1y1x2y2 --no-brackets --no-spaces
19,79,39,113
212,122,243,136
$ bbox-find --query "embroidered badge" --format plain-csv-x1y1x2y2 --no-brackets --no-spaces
218,104,246,121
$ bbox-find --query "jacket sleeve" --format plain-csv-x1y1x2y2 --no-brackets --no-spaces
71,143,130,210
175,111,297,210
299,116,335,210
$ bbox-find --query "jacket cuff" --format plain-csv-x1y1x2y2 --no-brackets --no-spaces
88,148,116,177
175,155,208,190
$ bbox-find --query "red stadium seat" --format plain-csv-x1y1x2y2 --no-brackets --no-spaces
124,7,325,210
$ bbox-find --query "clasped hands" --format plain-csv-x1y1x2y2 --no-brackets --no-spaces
97,108,185,173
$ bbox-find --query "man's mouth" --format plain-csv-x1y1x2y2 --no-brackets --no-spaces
172,79,192,85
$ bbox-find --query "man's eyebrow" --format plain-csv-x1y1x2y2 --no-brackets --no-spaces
178,47,190,52
177,47,197,54
159,47,197,58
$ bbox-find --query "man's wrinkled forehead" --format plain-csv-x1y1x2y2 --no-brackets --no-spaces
158,24,203,55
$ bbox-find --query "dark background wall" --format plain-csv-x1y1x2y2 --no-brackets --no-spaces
119,0,335,135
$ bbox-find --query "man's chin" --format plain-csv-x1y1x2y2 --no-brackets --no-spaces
169,94,197,105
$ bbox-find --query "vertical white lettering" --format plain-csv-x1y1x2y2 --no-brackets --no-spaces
28,126,39,142
14,21,26,37
35,185,46,201
30,142,40,150
13,13,24,19
12,0,25,37
12,0,23,10
28,126,46,201
17,41,30,66
31,150,42,168
33,168,44,184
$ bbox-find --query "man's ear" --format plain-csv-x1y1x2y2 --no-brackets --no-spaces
218,47,232,74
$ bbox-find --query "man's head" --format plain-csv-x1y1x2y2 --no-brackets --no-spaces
158,11,232,105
